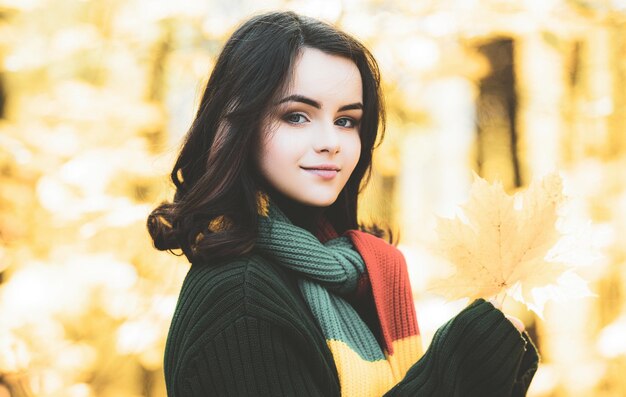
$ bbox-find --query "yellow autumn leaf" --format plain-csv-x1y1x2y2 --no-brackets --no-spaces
428,171,596,318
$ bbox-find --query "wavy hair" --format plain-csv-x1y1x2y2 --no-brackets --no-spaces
147,10,391,264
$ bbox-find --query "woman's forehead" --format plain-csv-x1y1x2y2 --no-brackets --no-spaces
282,47,363,106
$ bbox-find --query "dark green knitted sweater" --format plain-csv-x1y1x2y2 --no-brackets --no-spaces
163,254,539,396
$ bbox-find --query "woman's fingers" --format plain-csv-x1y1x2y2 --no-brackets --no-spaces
505,314,525,333
487,298,525,333
488,297,502,309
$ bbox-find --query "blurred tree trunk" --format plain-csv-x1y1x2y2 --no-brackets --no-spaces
475,38,521,191
608,25,626,158
144,19,174,154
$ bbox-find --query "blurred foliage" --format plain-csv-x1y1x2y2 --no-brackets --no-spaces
0,0,626,396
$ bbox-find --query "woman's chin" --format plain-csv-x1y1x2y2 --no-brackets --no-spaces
297,192,339,207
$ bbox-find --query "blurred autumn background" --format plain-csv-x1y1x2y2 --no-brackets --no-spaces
0,0,625,396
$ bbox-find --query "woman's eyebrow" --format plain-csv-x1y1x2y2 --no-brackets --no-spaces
276,94,363,111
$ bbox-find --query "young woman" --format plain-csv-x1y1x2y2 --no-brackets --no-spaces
148,10,539,397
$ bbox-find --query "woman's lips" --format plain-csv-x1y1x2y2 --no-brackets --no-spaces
301,167,339,180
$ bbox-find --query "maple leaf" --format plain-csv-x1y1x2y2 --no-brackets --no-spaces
427,171,596,318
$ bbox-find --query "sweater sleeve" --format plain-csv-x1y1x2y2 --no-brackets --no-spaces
176,314,330,397
384,299,539,397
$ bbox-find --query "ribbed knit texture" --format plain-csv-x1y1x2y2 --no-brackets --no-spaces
163,192,540,396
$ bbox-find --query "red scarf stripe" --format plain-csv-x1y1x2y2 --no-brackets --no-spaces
344,230,420,354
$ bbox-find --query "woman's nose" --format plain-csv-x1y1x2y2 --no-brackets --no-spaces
313,121,340,154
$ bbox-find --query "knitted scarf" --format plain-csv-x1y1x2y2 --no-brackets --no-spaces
255,192,424,396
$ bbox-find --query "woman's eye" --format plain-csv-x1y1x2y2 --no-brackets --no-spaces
336,117,358,128
284,113,308,124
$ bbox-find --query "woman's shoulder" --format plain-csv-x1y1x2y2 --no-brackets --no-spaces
164,254,338,395
175,253,308,323
166,252,325,359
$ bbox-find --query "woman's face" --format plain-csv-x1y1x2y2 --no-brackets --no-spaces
258,47,363,207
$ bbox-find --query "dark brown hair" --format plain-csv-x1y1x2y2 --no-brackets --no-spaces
147,10,390,264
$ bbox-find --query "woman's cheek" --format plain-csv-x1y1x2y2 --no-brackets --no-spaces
348,135,362,171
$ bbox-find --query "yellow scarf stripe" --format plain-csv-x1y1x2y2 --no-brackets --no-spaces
327,334,424,396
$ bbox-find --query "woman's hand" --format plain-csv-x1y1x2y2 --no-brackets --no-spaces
505,314,525,333
489,298,525,333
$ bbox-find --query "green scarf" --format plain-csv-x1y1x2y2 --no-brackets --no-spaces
256,193,423,397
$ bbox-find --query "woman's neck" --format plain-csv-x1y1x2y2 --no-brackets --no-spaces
260,183,324,233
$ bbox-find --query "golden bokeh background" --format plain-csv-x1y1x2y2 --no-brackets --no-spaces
0,0,625,396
